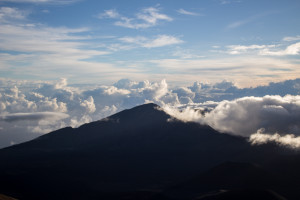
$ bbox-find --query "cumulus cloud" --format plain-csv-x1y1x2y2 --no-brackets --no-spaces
163,95,300,138
0,78,178,148
202,95,300,136
250,129,300,149
80,96,96,114
1,78,300,149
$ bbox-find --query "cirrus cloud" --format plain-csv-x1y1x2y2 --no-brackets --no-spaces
119,35,183,48
99,7,172,29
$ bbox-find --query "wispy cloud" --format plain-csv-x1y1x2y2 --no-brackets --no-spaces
177,9,199,16
98,9,120,19
0,24,109,58
283,35,300,42
0,0,78,4
224,40,300,56
227,12,273,29
220,0,241,5
99,7,172,29
119,35,183,48
260,42,300,56
149,55,300,87
0,7,144,82
226,44,276,55
0,7,27,23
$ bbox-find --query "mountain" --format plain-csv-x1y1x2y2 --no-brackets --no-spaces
0,103,299,200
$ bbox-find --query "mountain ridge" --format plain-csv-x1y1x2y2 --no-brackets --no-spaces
0,103,299,199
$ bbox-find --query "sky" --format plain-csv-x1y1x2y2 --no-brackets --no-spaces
0,0,300,148
0,0,299,87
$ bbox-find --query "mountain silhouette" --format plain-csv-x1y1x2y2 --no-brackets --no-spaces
0,103,299,199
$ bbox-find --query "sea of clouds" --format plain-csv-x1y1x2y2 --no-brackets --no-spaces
0,78,300,149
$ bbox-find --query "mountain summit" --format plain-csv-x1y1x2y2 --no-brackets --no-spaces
0,103,300,199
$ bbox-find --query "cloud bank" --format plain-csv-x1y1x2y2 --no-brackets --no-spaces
1,78,300,148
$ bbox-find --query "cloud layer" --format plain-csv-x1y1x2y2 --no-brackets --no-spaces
1,78,300,148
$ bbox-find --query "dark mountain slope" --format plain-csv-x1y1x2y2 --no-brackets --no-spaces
0,103,298,199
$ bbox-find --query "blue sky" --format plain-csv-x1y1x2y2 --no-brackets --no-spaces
0,0,300,87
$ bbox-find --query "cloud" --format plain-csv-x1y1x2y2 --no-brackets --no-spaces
227,12,272,29
98,9,120,19
224,40,300,56
220,0,231,4
0,0,78,4
204,95,300,136
283,35,300,42
1,78,300,148
119,35,183,48
177,9,199,16
100,7,172,29
0,7,27,22
0,7,137,82
250,129,300,149
0,112,69,122
260,42,300,56
226,44,276,55
149,56,300,88
163,95,300,137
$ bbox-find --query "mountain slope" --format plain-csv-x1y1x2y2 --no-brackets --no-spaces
0,103,298,200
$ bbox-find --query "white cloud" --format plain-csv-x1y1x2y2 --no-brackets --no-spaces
226,44,275,55
137,7,172,24
1,78,300,149
0,7,138,82
203,95,300,136
260,42,300,56
100,7,172,29
143,35,183,48
0,7,27,22
250,129,300,149
163,95,300,137
98,9,120,19
177,9,199,16
0,24,108,56
119,35,183,48
149,56,300,88
283,35,300,42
